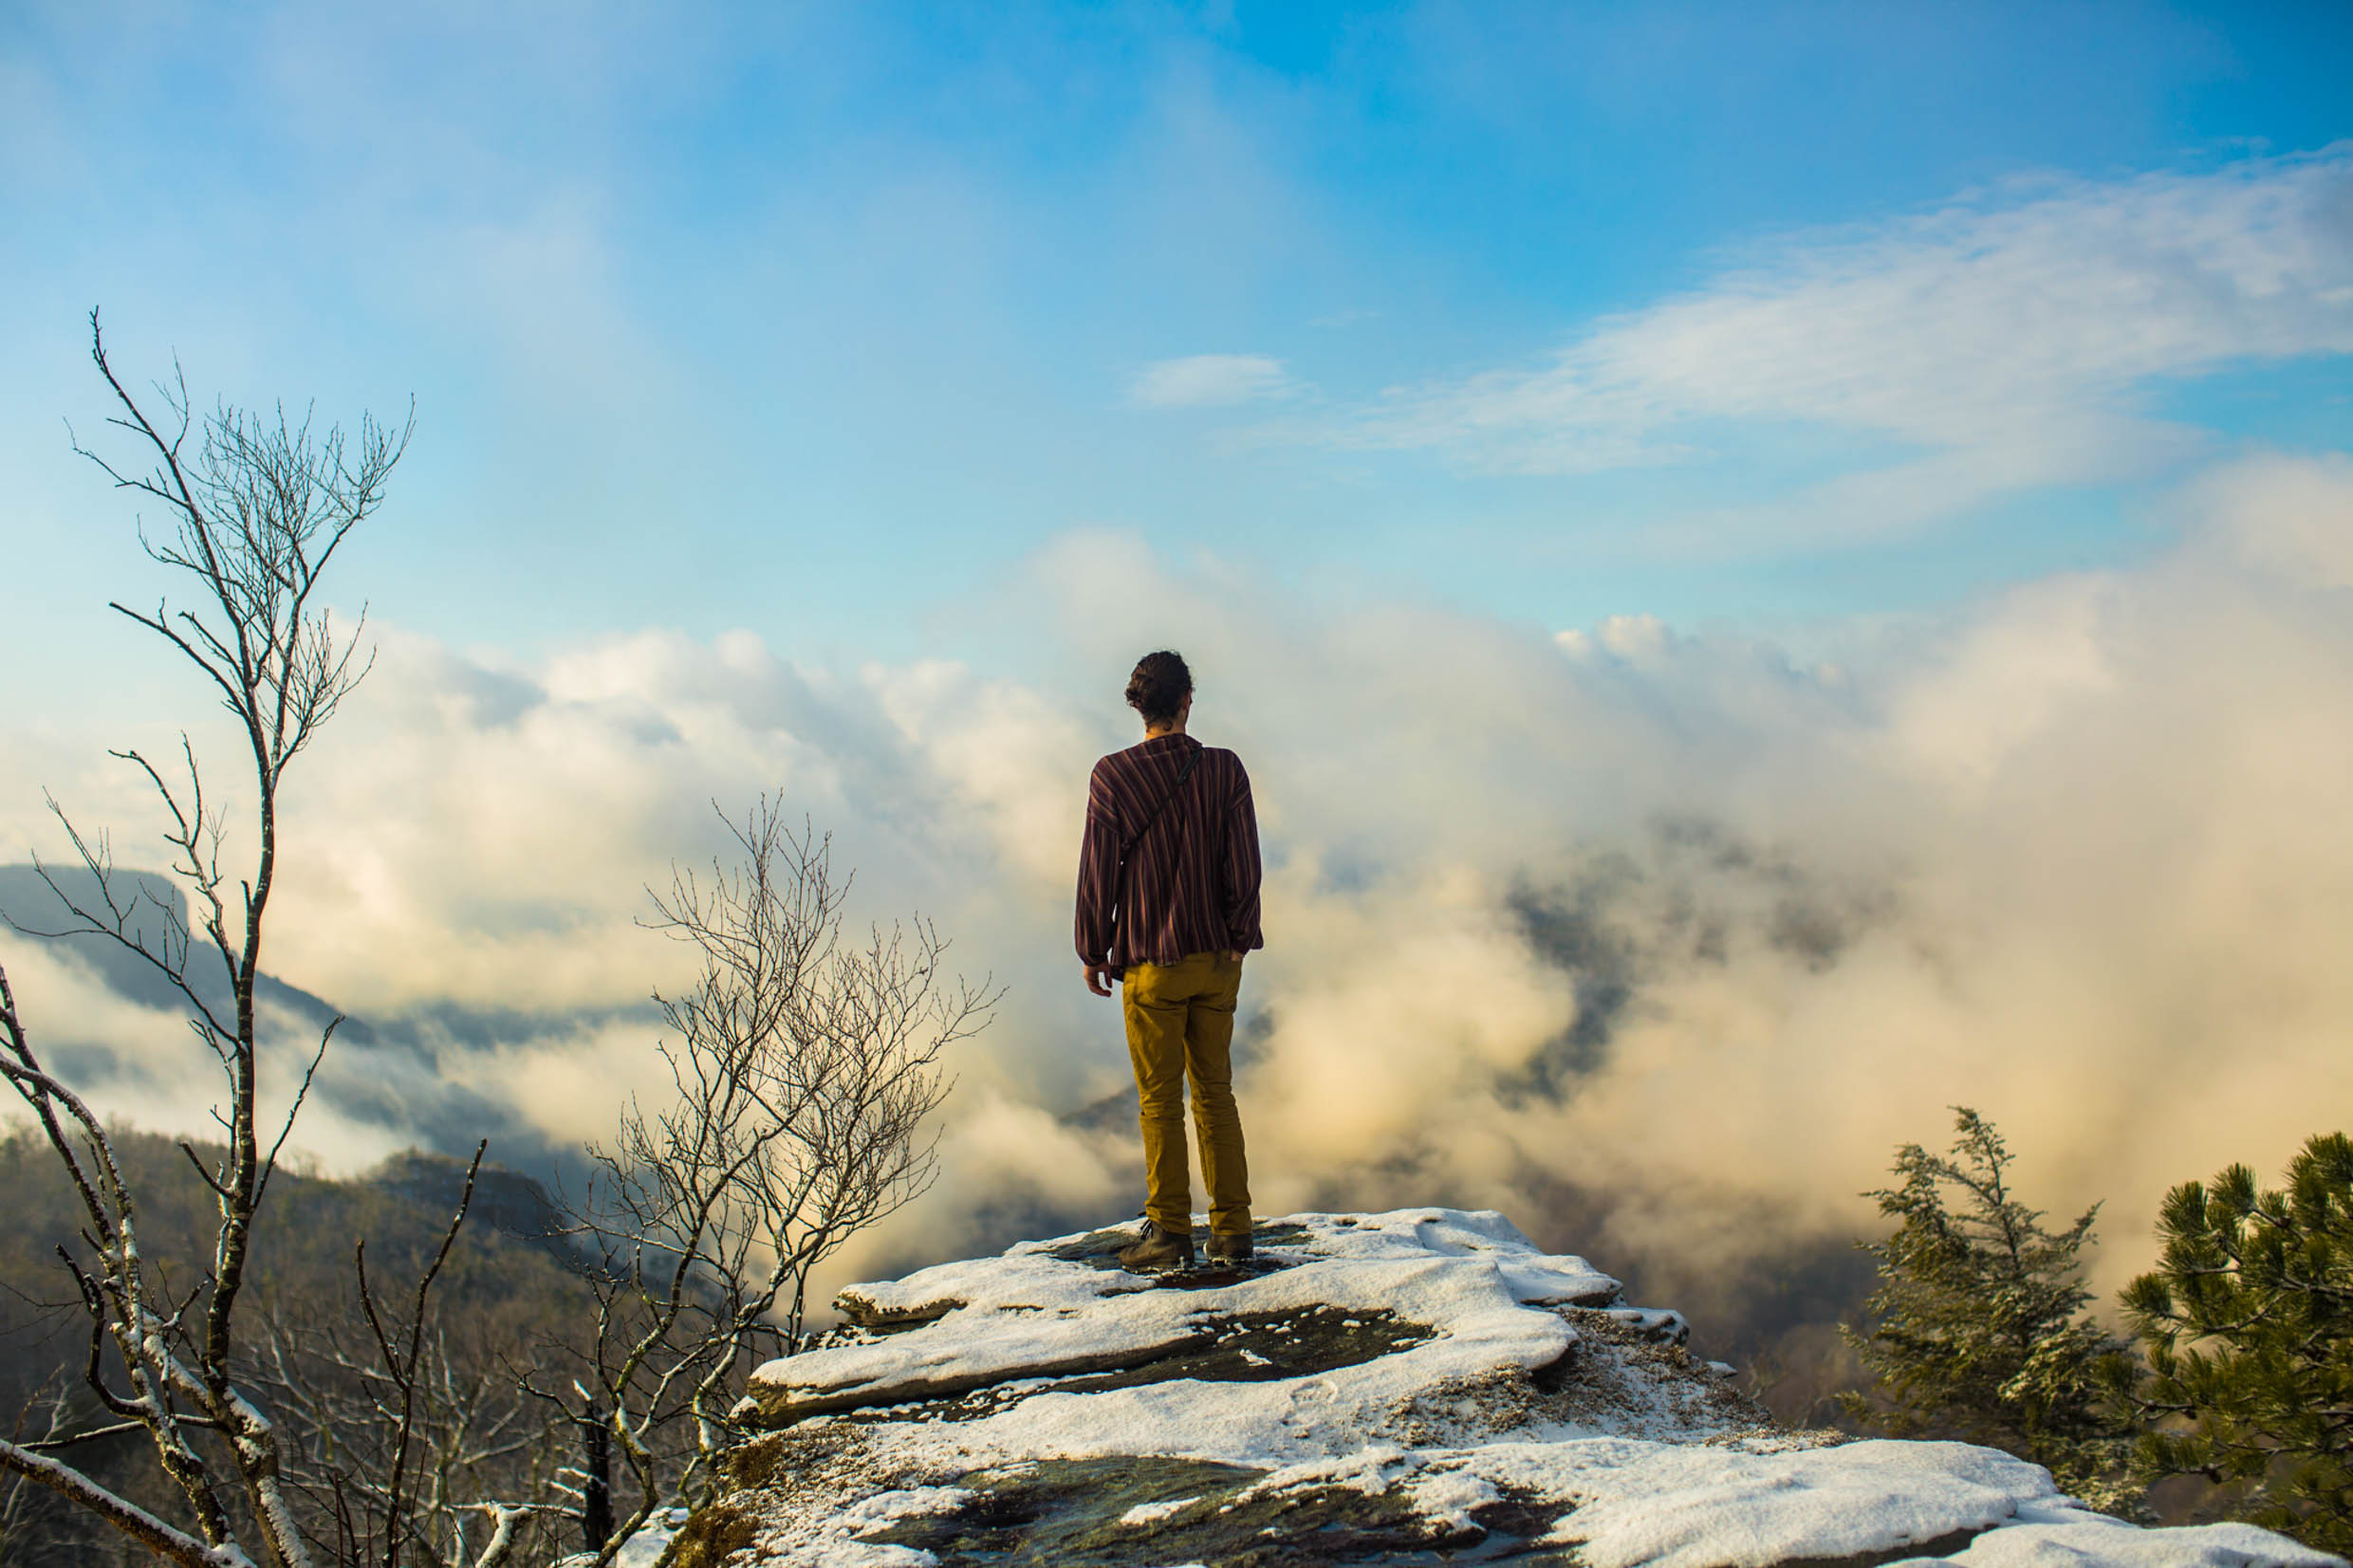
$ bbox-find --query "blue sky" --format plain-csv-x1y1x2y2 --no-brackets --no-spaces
6,0,2349,700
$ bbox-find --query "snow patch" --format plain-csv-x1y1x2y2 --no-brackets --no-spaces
1116,1494,1201,1526
702,1208,2341,1568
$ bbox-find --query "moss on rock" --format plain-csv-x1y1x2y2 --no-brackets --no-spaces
655,1502,759,1568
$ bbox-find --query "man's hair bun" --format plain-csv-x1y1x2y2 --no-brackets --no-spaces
1125,651,1193,727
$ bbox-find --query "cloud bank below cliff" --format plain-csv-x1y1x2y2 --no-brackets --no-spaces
5,452,2351,1322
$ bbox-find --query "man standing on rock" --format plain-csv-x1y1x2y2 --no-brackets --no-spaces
1076,650,1264,1273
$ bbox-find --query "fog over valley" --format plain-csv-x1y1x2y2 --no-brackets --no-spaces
8,451,2348,1357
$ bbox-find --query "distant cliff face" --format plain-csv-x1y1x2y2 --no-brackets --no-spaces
659,1209,2335,1568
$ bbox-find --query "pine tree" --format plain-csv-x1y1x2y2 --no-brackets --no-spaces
2112,1133,2353,1552
1840,1108,2137,1511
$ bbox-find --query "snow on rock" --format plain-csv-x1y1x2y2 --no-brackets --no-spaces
1118,1493,1203,1526
658,1209,2341,1568
552,1507,686,1568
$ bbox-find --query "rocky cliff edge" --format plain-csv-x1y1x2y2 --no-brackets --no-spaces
658,1208,2340,1567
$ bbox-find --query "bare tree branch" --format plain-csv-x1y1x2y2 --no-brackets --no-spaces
0,1437,254,1568
553,799,995,1561
1,311,416,1567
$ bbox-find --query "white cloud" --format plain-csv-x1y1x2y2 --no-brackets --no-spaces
1320,148,2353,544
9,454,2353,1320
2178,449,2353,587
1556,613,1677,665
1129,353,1295,408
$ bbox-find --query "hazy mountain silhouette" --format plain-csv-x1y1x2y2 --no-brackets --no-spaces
0,862,630,1195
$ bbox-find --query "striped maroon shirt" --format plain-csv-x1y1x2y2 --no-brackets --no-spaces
1075,733,1264,970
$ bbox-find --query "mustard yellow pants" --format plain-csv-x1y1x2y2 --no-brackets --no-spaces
1122,950,1251,1240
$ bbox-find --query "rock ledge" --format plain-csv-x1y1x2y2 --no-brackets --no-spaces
663,1208,2339,1568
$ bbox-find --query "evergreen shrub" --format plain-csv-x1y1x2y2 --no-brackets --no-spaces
2113,1132,2353,1552
1842,1108,2137,1513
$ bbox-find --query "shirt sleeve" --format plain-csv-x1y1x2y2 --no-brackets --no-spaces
1074,759,1121,966
1220,756,1264,952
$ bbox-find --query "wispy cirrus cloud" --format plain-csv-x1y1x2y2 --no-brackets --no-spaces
1314,148,2353,544
1129,353,1298,408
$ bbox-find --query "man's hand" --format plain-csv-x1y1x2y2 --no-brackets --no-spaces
1227,950,1245,964
1083,962,1116,997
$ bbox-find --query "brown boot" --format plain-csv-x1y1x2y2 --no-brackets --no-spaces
1205,1231,1254,1264
1117,1219,1195,1274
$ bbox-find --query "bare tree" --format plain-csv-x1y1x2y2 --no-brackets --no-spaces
551,802,996,1562
0,311,417,1566
240,1144,574,1568
0,1376,87,1564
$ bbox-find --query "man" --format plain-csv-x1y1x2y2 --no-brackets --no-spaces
1075,650,1264,1273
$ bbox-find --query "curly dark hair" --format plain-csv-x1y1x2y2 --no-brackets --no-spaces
1124,650,1193,727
